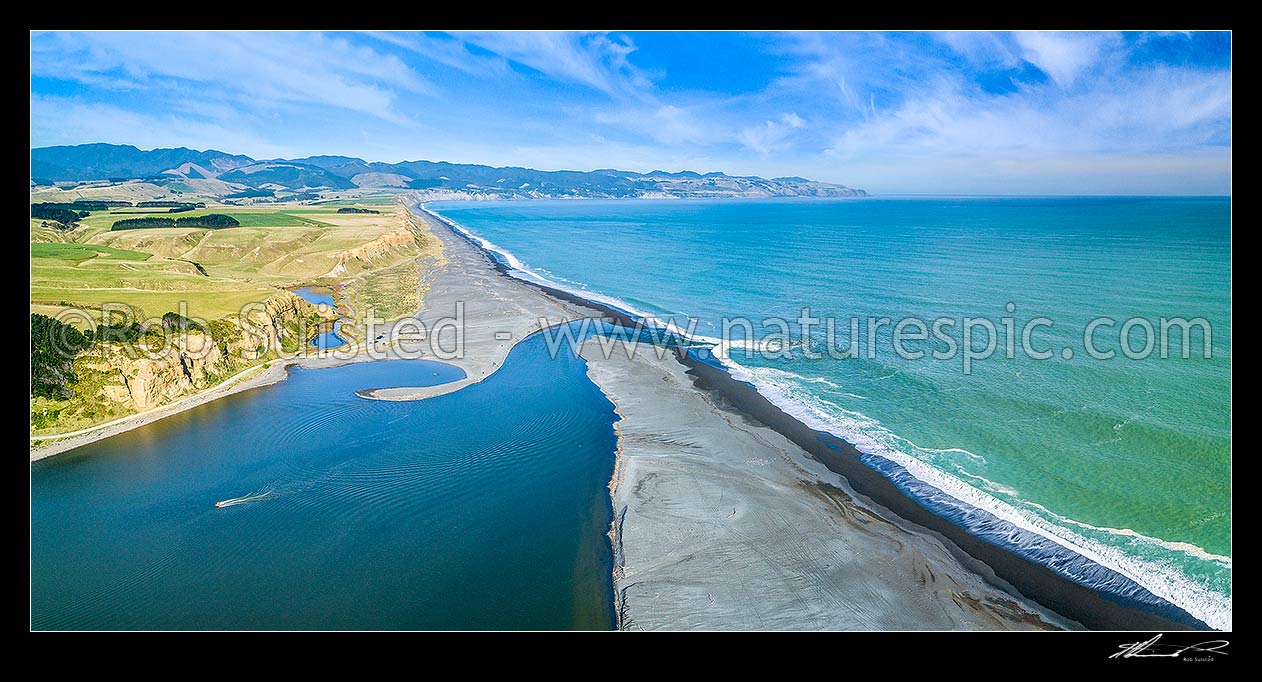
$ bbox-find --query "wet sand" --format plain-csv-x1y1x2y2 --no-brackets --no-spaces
580,339,1068,630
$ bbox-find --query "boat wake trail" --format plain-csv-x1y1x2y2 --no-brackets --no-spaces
214,487,275,509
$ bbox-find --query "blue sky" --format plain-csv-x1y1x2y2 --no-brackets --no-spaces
30,31,1231,194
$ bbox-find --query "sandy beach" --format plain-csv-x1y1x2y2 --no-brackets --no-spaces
404,205,1082,630
579,338,1067,630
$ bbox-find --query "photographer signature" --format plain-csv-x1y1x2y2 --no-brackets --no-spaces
1111,634,1229,660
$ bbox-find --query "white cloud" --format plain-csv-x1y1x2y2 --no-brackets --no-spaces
935,31,1020,66
1014,31,1115,87
781,112,806,128
827,66,1230,161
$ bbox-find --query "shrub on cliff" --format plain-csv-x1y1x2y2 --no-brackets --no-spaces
31,313,92,399
161,312,206,333
90,321,146,344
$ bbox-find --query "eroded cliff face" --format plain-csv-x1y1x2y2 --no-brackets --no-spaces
73,291,320,413
320,226,418,279
87,335,222,411
348,228,416,260
243,290,314,353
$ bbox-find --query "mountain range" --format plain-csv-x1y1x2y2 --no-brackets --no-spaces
31,144,865,200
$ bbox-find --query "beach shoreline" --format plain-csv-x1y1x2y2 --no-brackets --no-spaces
579,337,1071,630
418,202,1211,631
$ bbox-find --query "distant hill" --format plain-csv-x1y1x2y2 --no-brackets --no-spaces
217,162,357,190
30,143,866,199
31,143,254,183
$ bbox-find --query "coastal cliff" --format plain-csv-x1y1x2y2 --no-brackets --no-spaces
321,226,418,278
35,291,324,429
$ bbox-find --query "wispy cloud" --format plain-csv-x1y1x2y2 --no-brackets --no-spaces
739,112,807,154
365,31,510,77
450,31,651,97
31,31,431,124
29,93,297,158
825,60,1230,159
933,31,1020,67
595,104,713,146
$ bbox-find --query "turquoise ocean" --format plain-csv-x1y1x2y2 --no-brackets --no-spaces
430,197,1231,629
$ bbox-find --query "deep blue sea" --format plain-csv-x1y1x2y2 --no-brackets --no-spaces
430,196,1231,629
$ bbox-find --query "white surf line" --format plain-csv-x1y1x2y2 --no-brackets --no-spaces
719,353,1233,630
30,362,272,442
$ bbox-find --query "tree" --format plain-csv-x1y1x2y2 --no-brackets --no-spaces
31,314,92,399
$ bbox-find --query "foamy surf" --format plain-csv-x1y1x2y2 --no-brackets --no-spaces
1022,498,1233,567
728,359,1231,630
424,204,1231,630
